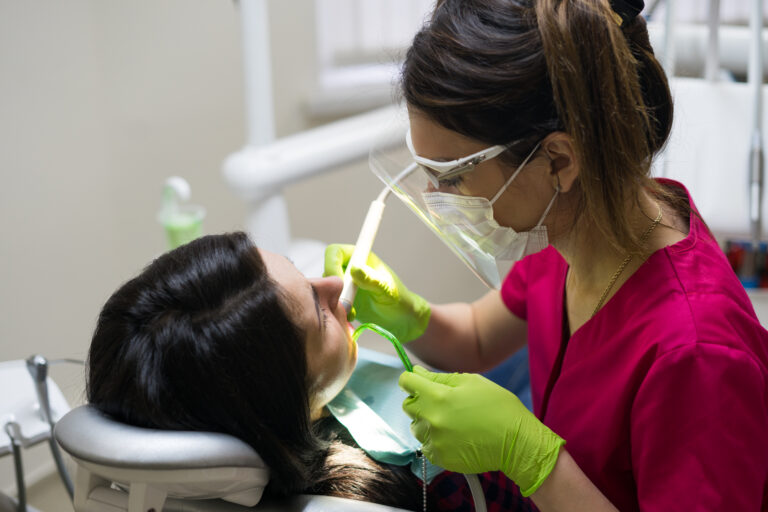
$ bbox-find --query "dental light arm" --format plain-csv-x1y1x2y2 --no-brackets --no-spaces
339,186,392,315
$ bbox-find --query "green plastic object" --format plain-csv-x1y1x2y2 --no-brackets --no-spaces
353,323,414,372
162,207,205,249
157,177,205,250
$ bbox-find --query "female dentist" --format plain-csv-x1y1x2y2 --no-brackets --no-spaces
325,0,768,510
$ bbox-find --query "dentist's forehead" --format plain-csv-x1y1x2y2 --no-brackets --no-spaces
408,111,485,161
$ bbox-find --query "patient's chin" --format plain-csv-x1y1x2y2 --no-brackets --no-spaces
309,371,355,421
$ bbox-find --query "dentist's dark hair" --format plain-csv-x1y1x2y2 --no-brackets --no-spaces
87,232,421,508
402,0,682,254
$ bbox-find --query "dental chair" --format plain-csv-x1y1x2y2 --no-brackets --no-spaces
0,356,78,512
54,406,413,512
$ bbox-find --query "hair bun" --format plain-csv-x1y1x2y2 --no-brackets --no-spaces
610,0,644,26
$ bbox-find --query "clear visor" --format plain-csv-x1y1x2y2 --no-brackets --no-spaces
369,134,513,289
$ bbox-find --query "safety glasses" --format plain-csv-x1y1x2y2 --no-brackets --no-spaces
405,129,508,187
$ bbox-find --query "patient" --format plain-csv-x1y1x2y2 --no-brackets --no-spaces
87,232,424,509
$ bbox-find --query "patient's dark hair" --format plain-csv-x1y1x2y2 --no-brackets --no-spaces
87,232,421,509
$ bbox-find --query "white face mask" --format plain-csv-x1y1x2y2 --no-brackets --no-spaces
421,143,559,263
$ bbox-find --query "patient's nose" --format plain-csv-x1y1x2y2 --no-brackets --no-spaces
311,276,343,311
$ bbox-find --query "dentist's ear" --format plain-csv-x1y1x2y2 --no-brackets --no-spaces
542,133,579,193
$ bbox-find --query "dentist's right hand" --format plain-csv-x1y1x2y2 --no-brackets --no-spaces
324,244,431,343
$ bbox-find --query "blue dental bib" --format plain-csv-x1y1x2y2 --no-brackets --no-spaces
327,348,444,482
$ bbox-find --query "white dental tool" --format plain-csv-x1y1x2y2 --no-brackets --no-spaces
339,163,418,315
339,187,390,315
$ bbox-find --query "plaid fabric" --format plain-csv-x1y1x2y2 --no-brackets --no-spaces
427,471,538,511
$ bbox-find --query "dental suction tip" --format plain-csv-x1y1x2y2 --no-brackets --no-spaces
340,298,354,316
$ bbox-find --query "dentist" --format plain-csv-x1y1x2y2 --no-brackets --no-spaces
326,0,768,510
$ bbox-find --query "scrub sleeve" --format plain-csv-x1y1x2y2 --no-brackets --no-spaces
499,179,768,511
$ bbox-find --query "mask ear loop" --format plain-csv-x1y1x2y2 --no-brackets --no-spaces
490,142,542,205
534,175,561,228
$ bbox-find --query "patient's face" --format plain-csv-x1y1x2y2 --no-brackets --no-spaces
259,249,357,419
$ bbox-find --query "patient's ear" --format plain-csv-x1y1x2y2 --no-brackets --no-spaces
542,133,579,193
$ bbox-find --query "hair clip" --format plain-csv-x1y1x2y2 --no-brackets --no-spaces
609,0,644,26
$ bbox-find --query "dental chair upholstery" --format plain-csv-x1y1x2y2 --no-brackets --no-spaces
55,405,412,512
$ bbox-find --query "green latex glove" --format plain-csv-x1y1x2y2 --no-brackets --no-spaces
399,366,565,497
324,243,431,343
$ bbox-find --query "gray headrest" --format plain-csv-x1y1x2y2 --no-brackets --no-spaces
55,405,266,470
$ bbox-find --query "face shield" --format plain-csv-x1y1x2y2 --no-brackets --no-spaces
369,131,517,289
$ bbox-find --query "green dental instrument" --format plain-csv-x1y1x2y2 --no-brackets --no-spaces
352,323,414,373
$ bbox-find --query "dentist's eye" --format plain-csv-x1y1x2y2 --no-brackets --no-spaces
439,175,464,187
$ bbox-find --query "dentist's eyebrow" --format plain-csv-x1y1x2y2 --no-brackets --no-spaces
421,155,455,162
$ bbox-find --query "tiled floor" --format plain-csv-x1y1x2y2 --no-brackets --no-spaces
24,473,73,512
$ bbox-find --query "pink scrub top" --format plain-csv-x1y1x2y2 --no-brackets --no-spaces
501,180,768,511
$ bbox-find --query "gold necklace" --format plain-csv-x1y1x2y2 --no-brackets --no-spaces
591,204,663,317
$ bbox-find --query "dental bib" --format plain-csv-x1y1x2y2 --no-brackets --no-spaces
326,347,444,482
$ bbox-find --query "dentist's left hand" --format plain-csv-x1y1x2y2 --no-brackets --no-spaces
324,243,431,343
399,366,565,497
